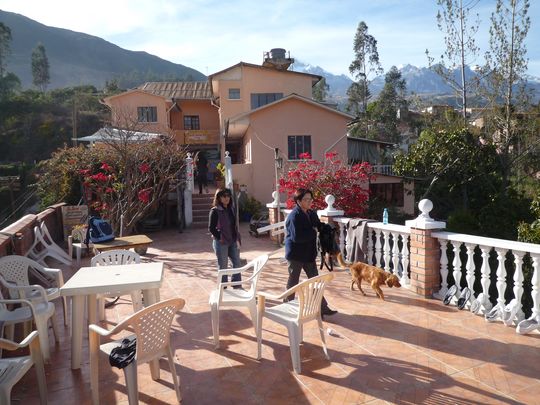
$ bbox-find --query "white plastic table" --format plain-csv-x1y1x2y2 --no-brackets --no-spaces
60,262,164,369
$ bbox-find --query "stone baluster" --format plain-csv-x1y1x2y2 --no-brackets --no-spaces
438,240,449,298
451,241,462,294
382,230,391,272
400,233,410,286
464,243,476,310
516,255,540,334
496,248,508,308
504,251,526,326
391,232,400,276
374,229,382,267
367,228,374,265
472,245,493,315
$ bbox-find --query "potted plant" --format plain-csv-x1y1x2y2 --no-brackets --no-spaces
240,196,263,222
215,162,226,189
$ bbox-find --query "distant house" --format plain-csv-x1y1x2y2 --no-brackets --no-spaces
101,49,414,214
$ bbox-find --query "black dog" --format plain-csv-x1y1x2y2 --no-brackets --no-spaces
318,223,340,272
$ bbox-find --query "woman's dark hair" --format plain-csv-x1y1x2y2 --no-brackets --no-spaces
293,188,313,204
212,188,232,207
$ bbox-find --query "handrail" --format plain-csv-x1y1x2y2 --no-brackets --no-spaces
432,231,540,255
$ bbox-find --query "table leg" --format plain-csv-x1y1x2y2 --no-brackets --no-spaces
70,295,85,369
143,288,160,379
88,294,97,325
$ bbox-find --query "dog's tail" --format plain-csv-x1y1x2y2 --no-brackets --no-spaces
336,252,350,268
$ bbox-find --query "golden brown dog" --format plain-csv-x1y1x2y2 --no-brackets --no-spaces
349,261,401,300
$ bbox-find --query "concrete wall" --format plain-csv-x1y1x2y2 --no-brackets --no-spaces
246,97,349,204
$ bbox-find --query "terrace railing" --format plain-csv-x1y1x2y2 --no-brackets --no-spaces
432,231,540,335
264,194,540,336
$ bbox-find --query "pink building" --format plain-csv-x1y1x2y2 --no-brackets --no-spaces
101,50,414,214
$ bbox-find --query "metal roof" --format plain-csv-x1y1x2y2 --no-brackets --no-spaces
137,81,212,100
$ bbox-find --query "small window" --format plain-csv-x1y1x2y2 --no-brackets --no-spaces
288,135,312,160
137,106,157,122
250,93,283,109
183,115,200,130
228,88,240,99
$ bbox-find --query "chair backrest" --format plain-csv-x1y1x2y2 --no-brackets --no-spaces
0,255,41,286
294,273,335,322
244,254,269,294
124,298,185,364
91,250,141,267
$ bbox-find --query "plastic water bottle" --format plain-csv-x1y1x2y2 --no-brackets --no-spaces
383,208,389,225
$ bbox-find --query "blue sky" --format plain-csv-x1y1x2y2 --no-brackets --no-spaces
2,0,539,77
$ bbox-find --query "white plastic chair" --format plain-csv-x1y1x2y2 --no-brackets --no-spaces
67,226,89,267
256,273,335,373
0,284,58,363
89,298,185,405
209,254,269,349
0,331,47,405
26,223,72,266
0,255,68,327
91,250,142,321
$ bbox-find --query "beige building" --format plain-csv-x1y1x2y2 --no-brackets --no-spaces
101,49,414,214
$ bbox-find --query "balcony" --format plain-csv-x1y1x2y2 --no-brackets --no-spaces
2,204,540,404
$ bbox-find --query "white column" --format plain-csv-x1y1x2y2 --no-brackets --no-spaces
495,248,508,308
516,254,540,334
464,243,476,310
367,228,374,265
383,230,391,272
438,240,449,298
474,245,493,315
401,233,410,286
391,233,400,276
451,241,462,294
184,153,193,227
224,151,233,190
374,229,382,268
337,221,347,260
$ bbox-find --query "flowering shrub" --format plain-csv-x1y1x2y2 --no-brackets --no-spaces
279,152,373,216
37,129,186,234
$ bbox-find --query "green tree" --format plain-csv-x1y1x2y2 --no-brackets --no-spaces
0,22,12,77
347,21,382,136
479,0,533,193
312,77,329,102
370,66,407,143
427,0,480,120
31,43,50,92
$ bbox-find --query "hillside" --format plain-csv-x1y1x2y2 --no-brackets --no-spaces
0,10,206,89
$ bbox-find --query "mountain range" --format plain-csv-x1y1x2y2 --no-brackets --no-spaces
0,10,205,89
1,9,539,105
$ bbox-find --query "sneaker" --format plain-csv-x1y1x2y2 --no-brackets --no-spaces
443,285,458,305
457,287,471,310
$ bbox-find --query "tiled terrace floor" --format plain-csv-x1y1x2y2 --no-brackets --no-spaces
10,224,540,404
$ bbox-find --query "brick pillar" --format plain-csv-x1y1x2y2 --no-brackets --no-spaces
406,199,446,298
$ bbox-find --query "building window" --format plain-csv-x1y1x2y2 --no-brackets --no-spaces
137,106,157,122
369,183,404,207
288,135,312,160
250,93,283,109
184,115,200,130
228,88,240,99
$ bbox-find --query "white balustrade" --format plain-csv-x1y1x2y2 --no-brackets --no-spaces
433,230,540,334
436,240,449,300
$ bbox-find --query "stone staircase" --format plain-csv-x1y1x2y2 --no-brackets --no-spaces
191,193,213,228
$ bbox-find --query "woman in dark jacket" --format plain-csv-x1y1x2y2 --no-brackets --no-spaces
208,188,242,286
284,188,337,316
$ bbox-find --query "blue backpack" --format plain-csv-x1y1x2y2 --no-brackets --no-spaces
85,216,115,245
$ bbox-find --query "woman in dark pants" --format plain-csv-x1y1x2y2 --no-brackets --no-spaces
208,188,242,287
284,188,337,316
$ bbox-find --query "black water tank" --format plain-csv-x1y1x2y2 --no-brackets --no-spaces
270,48,286,59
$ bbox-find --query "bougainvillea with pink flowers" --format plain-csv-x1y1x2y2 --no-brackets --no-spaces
37,128,186,234
279,152,373,216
